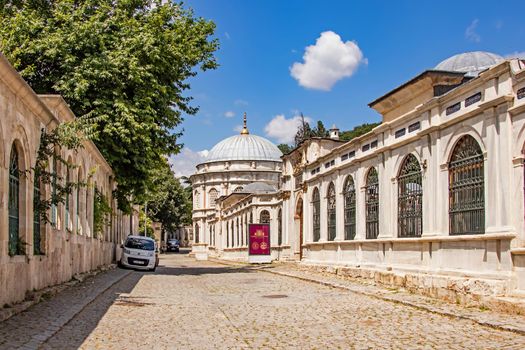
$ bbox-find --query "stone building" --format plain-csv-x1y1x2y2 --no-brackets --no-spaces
192,51,525,298
0,53,138,307
190,114,284,260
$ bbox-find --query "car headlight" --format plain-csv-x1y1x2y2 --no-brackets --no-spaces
123,248,131,255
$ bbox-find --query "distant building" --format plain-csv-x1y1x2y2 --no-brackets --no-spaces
0,52,138,307
191,51,525,298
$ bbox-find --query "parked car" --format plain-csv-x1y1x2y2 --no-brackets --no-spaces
119,235,157,271
166,239,180,252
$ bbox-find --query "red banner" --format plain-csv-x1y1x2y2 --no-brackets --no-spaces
249,224,270,255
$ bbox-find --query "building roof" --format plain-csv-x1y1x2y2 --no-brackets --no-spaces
242,182,277,194
204,133,282,163
435,51,504,77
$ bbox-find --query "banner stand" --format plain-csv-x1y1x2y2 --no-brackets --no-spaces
248,223,272,264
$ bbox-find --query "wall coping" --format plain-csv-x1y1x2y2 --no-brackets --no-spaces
304,232,517,247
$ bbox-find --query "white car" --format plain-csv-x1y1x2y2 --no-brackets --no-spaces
119,235,157,271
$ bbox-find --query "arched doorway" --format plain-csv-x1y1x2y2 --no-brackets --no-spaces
295,198,304,260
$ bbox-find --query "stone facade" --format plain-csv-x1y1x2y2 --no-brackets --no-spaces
0,53,138,307
281,56,525,297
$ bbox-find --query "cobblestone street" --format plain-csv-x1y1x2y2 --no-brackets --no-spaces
1,252,525,349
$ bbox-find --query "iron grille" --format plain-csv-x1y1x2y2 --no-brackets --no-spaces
33,178,42,254
236,219,239,247
344,176,356,240
9,148,20,255
327,183,336,241
398,155,423,237
278,210,282,245
449,136,485,235
365,168,379,239
226,222,229,247
260,210,270,224
312,189,320,241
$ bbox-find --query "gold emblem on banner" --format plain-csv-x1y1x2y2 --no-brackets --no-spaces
260,242,268,250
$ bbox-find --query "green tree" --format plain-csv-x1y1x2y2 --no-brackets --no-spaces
0,0,218,212
339,122,381,142
147,161,192,236
277,143,293,154
311,120,329,137
293,113,312,146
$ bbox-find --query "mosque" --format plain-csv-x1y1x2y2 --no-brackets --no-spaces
191,51,525,299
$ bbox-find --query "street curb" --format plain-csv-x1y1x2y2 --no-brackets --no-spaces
208,258,525,335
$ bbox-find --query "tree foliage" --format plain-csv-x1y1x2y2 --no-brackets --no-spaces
339,122,380,141
147,160,192,235
0,0,218,212
277,143,293,155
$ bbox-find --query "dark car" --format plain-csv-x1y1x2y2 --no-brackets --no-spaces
166,239,180,252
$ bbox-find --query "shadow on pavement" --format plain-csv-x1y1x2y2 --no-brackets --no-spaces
153,264,257,276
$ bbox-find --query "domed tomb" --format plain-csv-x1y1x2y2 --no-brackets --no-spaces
204,114,282,163
435,51,504,77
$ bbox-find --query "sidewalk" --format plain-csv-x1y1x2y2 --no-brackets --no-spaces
211,258,525,335
0,268,131,350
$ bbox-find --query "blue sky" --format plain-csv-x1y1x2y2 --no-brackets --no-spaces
170,0,524,176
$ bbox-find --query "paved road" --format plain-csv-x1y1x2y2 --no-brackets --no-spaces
1,252,524,349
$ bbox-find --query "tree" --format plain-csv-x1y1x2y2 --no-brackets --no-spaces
0,0,218,212
277,144,293,154
294,113,312,146
339,122,381,141
311,121,329,138
147,160,192,236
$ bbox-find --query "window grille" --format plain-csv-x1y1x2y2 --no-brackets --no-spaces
260,210,270,224
518,87,525,100
465,92,482,107
9,147,20,255
398,155,422,237
365,168,379,239
312,188,320,241
327,183,336,241
408,122,421,133
33,176,42,254
395,128,406,138
449,135,484,235
209,189,218,208
446,102,461,115
278,209,283,245
343,176,356,240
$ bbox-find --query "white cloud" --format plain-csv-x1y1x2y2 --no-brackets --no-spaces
168,148,208,177
290,31,366,91
465,19,481,42
234,99,249,106
505,51,525,59
224,111,235,118
264,114,312,144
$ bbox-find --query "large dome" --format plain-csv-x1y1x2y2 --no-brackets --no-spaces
435,51,504,77
205,134,282,163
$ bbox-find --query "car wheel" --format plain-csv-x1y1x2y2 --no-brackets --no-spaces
150,267,156,272
117,260,123,268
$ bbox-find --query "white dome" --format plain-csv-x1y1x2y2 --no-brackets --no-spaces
435,51,504,77
205,134,282,163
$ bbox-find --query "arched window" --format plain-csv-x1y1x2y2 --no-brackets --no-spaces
343,176,356,240
226,221,229,247
76,169,83,235
240,217,244,246
234,186,244,193
209,188,218,208
194,191,200,209
277,209,283,246
51,155,58,227
260,210,270,224
230,221,234,247
9,146,21,255
312,188,320,242
236,218,239,247
449,135,484,235
327,183,336,241
65,166,71,232
365,168,379,239
195,224,200,243
398,154,423,237
33,172,42,254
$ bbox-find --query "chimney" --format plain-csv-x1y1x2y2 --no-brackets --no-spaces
329,124,340,140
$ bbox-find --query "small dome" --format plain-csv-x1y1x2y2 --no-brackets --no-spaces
205,134,282,163
242,182,276,194
435,51,504,77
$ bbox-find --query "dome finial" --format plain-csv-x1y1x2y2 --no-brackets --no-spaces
240,112,249,135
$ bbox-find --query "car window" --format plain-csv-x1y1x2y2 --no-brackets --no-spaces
125,238,155,251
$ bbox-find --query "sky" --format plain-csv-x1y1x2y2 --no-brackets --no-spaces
169,0,525,176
